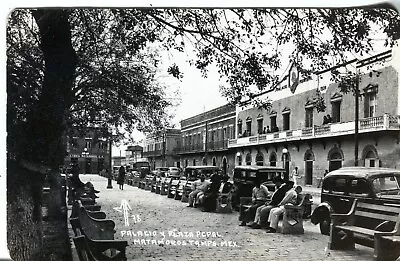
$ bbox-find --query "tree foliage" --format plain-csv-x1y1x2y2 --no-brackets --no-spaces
6,8,400,167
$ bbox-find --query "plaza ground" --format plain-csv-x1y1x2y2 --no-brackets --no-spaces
72,175,376,261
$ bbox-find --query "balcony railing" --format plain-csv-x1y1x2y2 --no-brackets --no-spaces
175,140,229,154
143,150,162,157
228,114,399,148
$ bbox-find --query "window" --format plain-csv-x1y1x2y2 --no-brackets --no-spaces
269,153,277,167
348,179,369,197
270,115,277,130
331,101,341,123
245,153,252,165
322,177,347,194
257,118,264,134
283,113,290,130
372,176,400,197
246,117,252,136
237,120,243,136
85,140,92,149
365,92,377,118
305,108,313,127
256,152,264,166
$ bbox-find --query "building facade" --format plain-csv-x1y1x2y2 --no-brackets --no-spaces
64,127,111,174
125,145,144,166
143,128,181,169
177,104,236,176
228,43,400,187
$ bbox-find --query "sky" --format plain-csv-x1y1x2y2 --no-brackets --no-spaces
113,50,228,156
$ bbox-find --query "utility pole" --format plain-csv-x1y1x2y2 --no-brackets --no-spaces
354,73,360,167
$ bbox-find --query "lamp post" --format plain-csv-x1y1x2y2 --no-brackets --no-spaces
282,148,289,181
107,136,113,189
354,73,360,166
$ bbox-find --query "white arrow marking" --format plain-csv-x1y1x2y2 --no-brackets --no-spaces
113,199,132,226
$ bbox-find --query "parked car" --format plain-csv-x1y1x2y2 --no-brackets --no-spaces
232,165,286,209
311,167,400,235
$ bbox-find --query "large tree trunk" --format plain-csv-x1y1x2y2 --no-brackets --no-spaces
21,10,77,168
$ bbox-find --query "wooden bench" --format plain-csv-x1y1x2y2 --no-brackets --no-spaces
216,192,233,213
281,193,312,234
328,199,400,261
73,233,128,261
71,200,105,220
72,201,116,240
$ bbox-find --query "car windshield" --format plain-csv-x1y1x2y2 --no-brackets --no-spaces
372,176,400,196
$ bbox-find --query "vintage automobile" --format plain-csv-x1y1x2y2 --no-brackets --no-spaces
311,167,400,235
167,175,182,198
232,165,286,209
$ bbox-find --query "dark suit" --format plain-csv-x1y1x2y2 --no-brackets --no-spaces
257,183,291,225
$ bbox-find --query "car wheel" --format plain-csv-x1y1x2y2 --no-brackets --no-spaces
319,217,331,235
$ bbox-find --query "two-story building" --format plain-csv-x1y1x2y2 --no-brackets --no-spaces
125,145,143,166
228,43,400,187
142,128,181,169
64,127,111,174
177,104,236,175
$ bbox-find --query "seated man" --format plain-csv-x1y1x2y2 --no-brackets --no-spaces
69,164,99,197
265,185,303,233
219,175,233,194
201,174,222,212
239,176,270,226
250,177,287,229
188,174,209,207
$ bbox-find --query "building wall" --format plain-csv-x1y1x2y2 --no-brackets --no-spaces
64,128,110,174
237,65,398,135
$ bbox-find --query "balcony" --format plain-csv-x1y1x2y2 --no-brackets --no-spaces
175,140,230,154
206,140,229,151
228,114,400,148
176,143,204,154
143,150,163,157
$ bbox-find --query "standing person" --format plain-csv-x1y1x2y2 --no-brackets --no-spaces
291,167,300,186
266,185,303,233
239,176,270,226
188,174,209,207
117,166,126,190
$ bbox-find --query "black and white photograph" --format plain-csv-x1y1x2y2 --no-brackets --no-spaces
4,5,400,261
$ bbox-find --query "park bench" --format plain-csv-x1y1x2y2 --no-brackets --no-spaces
216,192,233,213
280,193,312,234
73,233,128,261
72,200,116,240
328,199,400,261
71,200,105,220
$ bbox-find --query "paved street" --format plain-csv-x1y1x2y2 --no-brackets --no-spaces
79,175,375,261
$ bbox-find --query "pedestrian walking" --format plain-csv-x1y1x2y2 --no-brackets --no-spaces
117,166,126,190
291,167,300,186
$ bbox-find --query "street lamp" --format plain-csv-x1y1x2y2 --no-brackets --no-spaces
282,148,289,181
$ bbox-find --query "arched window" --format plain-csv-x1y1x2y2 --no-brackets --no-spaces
202,157,207,165
304,149,315,185
328,146,344,172
193,159,196,166
212,157,217,166
245,153,252,165
256,152,264,166
362,145,379,167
